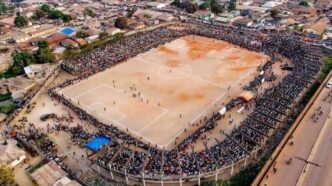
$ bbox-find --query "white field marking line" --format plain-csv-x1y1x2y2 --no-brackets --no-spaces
137,58,225,89
89,101,126,122
73,84,107,100
157,65,192,80
163,91,227,147
138,109,169,134
59,86,161,146
84,100,160,146
163,55,259,147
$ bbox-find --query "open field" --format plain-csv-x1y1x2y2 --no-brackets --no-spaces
57,35,268,149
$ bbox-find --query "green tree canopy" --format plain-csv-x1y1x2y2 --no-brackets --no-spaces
211,1,224,14
32,8,46,19
299,1,308,7
228,0,237,11
40,4,51,13
199,1,210,10
0,165,15,185
10,51,35,75
0,102,16,114
184,2,198,13
48,10,63,19
61,14,72,22
114,17,128,29
270,9,279,19
34,48,55,64
37,40,48,49
14,15,28,27
84,8,95,17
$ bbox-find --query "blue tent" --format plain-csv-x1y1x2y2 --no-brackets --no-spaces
86,136,111,152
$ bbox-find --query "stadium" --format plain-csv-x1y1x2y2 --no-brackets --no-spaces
46,21,322,185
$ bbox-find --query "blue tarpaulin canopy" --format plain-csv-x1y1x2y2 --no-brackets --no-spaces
86,136,111,152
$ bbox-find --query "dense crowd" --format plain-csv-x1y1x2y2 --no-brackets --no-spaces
47,22,322,181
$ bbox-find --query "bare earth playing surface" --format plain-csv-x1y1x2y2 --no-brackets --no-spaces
57,35,268,149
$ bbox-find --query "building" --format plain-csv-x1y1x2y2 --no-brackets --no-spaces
106,27,122,36
85,35,99,43
0,31,30,44
233,17,254,27
29,161,81,186
0,139,26,169
128,21,145,30
21,24,57,39
292,6,317,17
146,1,167,9
61,39,79,48
24,64,45,79
261,1,283,9
304,17,330,37
46,33,67,47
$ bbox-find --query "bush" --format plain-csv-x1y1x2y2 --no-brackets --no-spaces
0,93,11,102
0,101,16,114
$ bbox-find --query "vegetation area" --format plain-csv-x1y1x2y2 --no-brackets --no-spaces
0,41,55,79
84,7,96,18
299,0,309,7
199,0,224,14
14,13,28,27
114,17,128,29
0,3,15,16
171,0,199,14
0,101,16,114
228,0,237,11
32,4,72,23
0,165,15,186
0,93,12,102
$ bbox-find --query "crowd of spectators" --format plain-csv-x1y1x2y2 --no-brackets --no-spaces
44,21,323,181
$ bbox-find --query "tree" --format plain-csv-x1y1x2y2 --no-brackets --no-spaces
0,102,16,114
127,8,136,18
299,1,308,7
76,30,89,38
228,0,237,11
84,8,95,17
34,48,55,64
0,3,8,15
48,10,63,19
61,14,72,22
143,13,152,19
270,9,279,19
14,15,28,27
32,9,46,19
40,4,51,13
184,2,198,13
171,0,181,7
10,51,35,75
199,1,210,10
211,1,224,14
0,165,15,185
37,41,48,49
114,17,128,29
